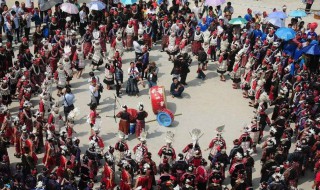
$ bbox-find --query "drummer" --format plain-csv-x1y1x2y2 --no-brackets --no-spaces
135,103,148,139
116,105,131,139
170,77,185,98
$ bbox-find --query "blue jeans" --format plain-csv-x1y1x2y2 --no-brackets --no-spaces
148,80,157,88
171,86,184,97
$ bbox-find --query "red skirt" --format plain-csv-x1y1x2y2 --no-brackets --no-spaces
132,20,139,36
49,57,59,73
83,42,92,58
119,120,129,135
120,182,131,190
126,35,133,48
161,36,169,49
100,38,107,52
241,54,248,67
176,37,182,45
191,41,203,54
143,34,152,48
207,46,216,54
135,120,145,138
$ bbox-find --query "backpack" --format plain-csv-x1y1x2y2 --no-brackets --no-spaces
42,27,49,38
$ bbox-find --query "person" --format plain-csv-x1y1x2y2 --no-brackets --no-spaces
63,87,75,122
79,6,88,36
54,62,67,97
135,103,148,138
170,77,184,98
133,36,142,62
4,15,13,43
305,0,314,13
223,2,234,16
89,77,100,106
145,61,159,88
73,42,85,79
11,11,20,43
116,105,131,139
126,62,140,96
140,46,149,80
217,53,228,81
88,103,98,129
180,53,191,85
104,63,115,90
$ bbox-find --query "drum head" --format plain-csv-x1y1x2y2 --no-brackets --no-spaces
157,112,172,127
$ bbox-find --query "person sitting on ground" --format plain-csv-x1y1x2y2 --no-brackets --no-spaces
170,77,184,98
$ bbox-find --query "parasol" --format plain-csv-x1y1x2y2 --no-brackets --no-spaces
301,44,320,55
205,0,226,7
268,11,288,19
288,10,307,18
40,0,63,11
228,18,248,25
266,17,285,28
60,3,79,14
121,0,137,5
275,27,296,41
87,0,106,10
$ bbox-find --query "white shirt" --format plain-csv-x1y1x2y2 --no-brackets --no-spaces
12,5,22,14
13,16,20,29
89,85,99,97
25,0,34,8
192,6,201,19
127,67,139,78
24,14,32,28
133,41,142,53
146,9,156,15
79,10,87,23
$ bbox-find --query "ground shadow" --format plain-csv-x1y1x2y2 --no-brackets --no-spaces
72,88,88,95
205,71,218,79
101,132,118,141
186,78,205,87
147,129,164,139
73,131,88,137
166,102,177,113
170,120,180,128
71,80,88,88
181,92,191,99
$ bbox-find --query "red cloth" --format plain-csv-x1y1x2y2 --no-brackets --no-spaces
90,110,97,125
120,170,131,190
316,171,320,182
39,100,44,113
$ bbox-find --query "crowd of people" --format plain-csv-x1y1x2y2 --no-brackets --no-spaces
0,0,319,189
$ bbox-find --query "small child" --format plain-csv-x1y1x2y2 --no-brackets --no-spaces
197,62,206,80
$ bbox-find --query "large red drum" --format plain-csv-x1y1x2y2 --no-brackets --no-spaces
149,86,167,114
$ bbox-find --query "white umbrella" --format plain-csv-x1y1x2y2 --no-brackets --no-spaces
266,17,285,28
61,3,79,14
205,0,226,7
87,0,106,11
268,11,288,19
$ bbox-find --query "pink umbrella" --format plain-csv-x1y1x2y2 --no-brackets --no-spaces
205,0,226,7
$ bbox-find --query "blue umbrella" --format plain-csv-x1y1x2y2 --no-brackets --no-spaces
289,10,307,18
301,44,320,55
121,0,137,5
268,11,288,19
275,27,296,41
